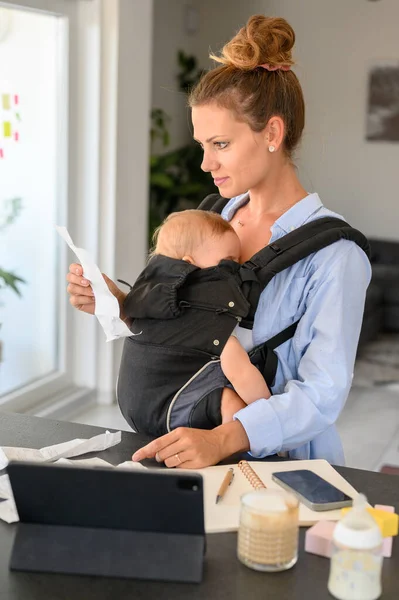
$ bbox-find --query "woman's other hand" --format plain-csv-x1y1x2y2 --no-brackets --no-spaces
132,421,250,469
66,263,126,316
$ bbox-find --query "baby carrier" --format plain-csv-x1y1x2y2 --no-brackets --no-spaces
117,194,370,437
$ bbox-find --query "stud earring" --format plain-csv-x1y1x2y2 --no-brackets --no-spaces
268,145,276,153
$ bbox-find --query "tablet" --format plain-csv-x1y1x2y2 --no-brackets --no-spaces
8,461,205,582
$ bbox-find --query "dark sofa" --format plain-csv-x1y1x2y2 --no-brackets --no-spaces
359,238,399,346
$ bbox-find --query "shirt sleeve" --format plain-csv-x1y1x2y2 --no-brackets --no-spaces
234,243,371,458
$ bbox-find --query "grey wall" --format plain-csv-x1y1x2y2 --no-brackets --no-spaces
152,0,399,240
151,0,200,153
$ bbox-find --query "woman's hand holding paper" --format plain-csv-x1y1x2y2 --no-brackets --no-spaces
66,263,127,317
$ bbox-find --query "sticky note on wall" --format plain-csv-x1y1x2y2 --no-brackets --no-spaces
2,94,10,110
3,122,11,138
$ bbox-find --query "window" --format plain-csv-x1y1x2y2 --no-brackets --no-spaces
0,6,61,396
0,0,152,416
0,0,90,414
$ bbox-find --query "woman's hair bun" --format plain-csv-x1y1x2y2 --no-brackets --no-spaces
210,15,295,70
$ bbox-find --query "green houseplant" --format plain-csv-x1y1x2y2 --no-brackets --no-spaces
0,198,25,297
0,198,25,363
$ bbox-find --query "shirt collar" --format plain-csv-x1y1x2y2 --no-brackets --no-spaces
223,192,324,236
273,193,324,234
223,193,250,221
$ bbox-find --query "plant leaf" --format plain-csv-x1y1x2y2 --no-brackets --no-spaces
149,173,174,188
0,269,26,297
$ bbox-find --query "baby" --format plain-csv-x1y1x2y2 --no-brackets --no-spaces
150,209,271,423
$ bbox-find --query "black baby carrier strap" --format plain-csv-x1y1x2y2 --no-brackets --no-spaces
200,193,370,329
198,193,370,387
239,214,370,328
197,193,230,213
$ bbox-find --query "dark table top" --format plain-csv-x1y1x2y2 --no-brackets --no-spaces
0,411,398,600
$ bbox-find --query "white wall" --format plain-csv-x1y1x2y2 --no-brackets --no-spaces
64,0,154,405
110,0,154,393
259,0,399,241
191,0,259,68
151,0,202,152
162,0,399,241
114,0,153,285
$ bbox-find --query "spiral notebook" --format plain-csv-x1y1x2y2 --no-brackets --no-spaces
194,459,359,534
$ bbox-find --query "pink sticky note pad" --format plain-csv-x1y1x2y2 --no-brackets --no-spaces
375,504,394,558
305,521,336,558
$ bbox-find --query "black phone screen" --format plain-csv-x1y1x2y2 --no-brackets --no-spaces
272,470,352,504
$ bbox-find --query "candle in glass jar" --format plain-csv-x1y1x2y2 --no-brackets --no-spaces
237,489,299,572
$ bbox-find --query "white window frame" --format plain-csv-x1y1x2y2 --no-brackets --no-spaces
0,0,153,418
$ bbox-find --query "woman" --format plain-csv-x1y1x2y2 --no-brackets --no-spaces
67,15,370,469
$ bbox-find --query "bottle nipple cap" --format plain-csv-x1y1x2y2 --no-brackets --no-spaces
333,494,382,550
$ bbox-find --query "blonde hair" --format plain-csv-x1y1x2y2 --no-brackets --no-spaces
189,15,305,157
151,209,235,260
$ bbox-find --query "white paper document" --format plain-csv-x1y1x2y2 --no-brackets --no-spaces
0,474,18,524
55,457,116,468
0,448,8,470
0,446,43,468
40,430,122,460
0,430,122,469
116,460,147,470
0,473,12,498
54,457,147,470
56,226,134,341
0,499,18,524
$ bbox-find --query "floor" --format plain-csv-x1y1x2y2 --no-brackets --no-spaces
69,383,399,473
336,384,399,471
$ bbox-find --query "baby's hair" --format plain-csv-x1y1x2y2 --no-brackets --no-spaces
150,209,235,260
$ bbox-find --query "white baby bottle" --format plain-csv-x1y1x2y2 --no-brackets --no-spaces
328,493,383,600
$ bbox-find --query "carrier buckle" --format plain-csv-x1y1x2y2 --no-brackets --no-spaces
269,243,282,254
239,265,260,283
244,260,259,271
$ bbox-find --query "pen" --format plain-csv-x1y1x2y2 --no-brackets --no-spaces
216,467,234,504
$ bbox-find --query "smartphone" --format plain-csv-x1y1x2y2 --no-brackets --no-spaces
271,469,353,511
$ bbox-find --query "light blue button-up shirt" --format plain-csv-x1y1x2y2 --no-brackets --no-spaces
222,193,371,466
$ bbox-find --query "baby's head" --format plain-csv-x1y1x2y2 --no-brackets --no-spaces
152,209,241,268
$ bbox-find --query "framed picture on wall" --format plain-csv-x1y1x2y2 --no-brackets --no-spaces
366,61,399,142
